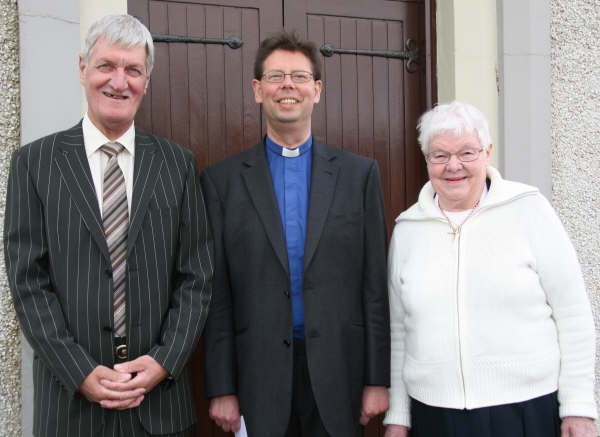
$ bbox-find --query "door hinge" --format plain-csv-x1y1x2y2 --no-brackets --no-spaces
151,34,243,49
320,38,419,73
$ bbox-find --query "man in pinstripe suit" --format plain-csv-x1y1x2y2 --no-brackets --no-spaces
3,15,212,437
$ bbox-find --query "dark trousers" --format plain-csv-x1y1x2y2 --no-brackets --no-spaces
284,339,331,437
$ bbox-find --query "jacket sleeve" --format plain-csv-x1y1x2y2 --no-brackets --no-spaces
147,153,213,379
527,194,597,419
361,161,391,386
3,147,97,397
200,168,237,398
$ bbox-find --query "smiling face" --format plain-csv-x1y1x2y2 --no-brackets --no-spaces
427,130,492,211
252,49,322,140
80,38,149,140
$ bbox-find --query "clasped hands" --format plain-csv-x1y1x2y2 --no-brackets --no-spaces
78,355,168,410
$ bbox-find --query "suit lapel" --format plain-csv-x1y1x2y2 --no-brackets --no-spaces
241,143,289,274
304,141,339,270
54,123,110,263
127,130,163,254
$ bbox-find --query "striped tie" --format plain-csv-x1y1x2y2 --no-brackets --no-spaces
101,142,128,338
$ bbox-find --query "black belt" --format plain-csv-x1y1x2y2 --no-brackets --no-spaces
114,336,128,360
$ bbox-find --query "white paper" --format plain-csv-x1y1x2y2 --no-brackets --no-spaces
235,415,248,437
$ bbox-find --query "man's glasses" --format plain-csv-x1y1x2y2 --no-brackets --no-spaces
262,70,314,83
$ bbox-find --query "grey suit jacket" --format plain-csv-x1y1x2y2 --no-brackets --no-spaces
201,140,390,437
3,123,213,436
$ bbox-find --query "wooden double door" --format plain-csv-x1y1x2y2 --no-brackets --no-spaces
129,0,434,435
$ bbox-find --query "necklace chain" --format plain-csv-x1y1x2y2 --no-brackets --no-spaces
439,199,480,239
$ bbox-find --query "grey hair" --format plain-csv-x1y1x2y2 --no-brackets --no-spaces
82,14,154,75
417,101,492,154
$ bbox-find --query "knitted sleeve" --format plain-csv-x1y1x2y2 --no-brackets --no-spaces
383,225,412,427
526,193,597,419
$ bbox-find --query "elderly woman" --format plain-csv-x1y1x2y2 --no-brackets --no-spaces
383,101,597,437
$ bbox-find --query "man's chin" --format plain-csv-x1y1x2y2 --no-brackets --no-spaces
91,113,135,138
99,111,135,126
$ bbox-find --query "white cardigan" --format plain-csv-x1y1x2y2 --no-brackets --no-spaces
384,167,596,427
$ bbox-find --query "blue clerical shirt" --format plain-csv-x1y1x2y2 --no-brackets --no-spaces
265,135,312,339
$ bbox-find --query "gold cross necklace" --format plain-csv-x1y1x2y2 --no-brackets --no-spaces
439,199,480,239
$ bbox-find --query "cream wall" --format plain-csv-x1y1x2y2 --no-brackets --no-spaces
497,0,552,198
436,0,499,166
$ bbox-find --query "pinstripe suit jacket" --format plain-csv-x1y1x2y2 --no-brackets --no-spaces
3,123,213,436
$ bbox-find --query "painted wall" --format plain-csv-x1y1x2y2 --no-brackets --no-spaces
497,0,552,198
436,0,499,167
19,0,81,143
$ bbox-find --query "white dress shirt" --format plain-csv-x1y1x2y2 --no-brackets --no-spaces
82,114,135,216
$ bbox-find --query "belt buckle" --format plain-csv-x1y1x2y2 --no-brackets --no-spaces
115,344,128,360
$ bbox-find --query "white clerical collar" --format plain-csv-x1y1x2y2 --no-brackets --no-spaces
265,134,312,158
282,147,300,157
82,113,136,158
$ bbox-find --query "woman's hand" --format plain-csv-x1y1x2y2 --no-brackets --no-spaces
384,424,409,437
561,416,596,437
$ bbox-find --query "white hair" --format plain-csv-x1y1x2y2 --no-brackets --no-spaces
82,14,154,75
417,101,492,154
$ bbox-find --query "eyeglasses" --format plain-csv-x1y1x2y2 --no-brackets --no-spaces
262,70,314,83
426,148,484,164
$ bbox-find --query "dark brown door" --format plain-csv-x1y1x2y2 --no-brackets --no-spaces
128,0,434,435
285,0,430,234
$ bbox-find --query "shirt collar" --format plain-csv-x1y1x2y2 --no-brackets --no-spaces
82,113,136,158
265,134,312,158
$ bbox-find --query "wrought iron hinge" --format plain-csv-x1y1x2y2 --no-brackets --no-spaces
151,34,243,49
320,38,419,73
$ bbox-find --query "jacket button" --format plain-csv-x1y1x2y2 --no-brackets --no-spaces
283,339,291,347
105,267,112,276
283,290,290,298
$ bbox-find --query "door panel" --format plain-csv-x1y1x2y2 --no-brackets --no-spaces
131,0,281,170
285,0,428,235
128,1,433,435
